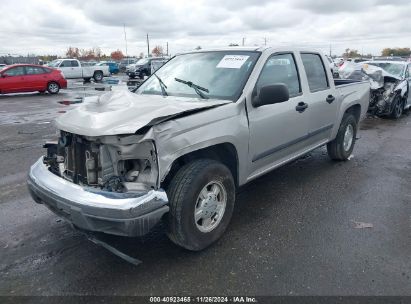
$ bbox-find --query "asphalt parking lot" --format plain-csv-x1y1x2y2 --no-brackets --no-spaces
0,80,410,296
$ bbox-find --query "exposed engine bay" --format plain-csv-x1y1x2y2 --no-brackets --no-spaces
368,80,398,115
43,131,158,193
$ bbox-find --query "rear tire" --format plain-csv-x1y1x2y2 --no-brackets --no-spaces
327,113,357,161
166,159,235,251
47,82,60,94
93,71,103,82
390,94,403,119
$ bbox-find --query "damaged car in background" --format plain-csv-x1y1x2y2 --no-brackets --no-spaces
28,47,370,252
339,60,411,118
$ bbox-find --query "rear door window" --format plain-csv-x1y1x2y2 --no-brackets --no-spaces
71,60,79,67
25,66,46,75
301,53,329,92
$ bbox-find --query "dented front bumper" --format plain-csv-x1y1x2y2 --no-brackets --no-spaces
27,157,169,237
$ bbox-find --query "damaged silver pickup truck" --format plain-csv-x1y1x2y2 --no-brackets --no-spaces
28,47,370,251
340,60,411,118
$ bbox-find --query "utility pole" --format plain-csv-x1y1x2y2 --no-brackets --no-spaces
123,24,128,61
242,37,245,46
146,34,150,57
166,42,169,56
329,44,332,57
264,37,267,46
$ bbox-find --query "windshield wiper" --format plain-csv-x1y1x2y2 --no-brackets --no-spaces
175,78,209,99
154,73,168,96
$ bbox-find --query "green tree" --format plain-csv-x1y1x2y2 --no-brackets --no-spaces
343,48,361,58
381,47,411,57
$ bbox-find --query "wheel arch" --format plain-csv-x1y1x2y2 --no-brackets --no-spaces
344,103,361,124
161,142,239,190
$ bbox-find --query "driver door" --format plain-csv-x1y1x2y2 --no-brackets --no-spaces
246,52,310,181
0,66,27,93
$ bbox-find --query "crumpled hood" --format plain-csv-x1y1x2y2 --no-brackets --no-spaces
55,90,231,136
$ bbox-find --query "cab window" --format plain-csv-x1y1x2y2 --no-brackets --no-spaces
256,53,301,98
71,60,79,67
60,61,71,67
301,53,329,92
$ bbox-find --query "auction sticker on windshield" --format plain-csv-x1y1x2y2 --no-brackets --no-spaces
217,55,250,69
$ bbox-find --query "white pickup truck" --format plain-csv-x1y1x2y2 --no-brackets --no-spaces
29,47,370,251
48,59,110,82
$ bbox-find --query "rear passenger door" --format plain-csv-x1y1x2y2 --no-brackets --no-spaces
300,53,338,144
25,66,47,90
247,52,310,180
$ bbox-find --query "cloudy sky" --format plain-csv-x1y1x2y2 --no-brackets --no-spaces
0,0,410,57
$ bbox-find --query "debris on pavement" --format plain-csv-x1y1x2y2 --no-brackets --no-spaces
351,220,374,229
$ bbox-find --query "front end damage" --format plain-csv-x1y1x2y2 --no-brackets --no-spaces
368,77,399,116
27,131,169,237
339,62,406,116
27,90,232,237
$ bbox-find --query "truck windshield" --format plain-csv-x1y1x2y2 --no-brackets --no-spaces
48,60,62,67
136,51,260,101
367,62,405,78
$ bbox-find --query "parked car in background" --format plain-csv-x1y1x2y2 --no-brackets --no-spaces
28,47,370,251
0,64,67,94
97,61,119,74
339,60,410,118
325,55,339,78
48,59,110,82
150,58,168,74
119,58,137,72
126,57,168,79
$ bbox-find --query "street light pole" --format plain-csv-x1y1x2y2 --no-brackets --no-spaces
147,34,150,57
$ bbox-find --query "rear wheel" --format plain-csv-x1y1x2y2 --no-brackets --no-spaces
390,94,403,119
47,82,60,94
166,159,235,251
93,71,103,82
327,113,357,161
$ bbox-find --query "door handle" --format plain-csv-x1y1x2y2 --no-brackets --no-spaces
295,102,308,113
326,95,335,104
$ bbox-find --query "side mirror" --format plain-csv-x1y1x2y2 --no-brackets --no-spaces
252,84,290,107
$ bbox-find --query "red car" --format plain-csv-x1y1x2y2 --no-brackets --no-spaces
0,64,67,94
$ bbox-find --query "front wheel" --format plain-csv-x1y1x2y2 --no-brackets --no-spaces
390,95,403,119
93,71,103,82
47,82,60,94
166,159,235,251
327,113,357,161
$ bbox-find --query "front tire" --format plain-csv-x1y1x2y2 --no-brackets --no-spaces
327,113,357,161
166,159,235,251
47,82,60,94
93,71,103,82
390,94,403,119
